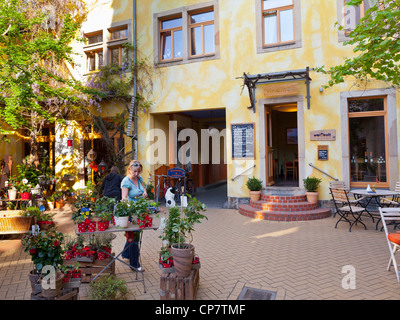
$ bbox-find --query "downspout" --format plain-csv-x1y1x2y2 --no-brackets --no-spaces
133,0,138,160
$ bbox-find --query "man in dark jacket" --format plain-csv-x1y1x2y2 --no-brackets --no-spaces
101,166,123,201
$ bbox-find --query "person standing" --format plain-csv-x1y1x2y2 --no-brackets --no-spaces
120,160,147,272
101,166,123,201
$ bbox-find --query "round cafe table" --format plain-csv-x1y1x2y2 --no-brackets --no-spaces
351,188,399,229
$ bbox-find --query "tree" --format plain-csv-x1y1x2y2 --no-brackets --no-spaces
0,0,101,155
318,0,400,87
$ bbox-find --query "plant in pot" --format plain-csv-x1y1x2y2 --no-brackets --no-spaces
93,196,116,231
303,176,322,204
113,200,134,228
36,211,55,230
18,178,32,200
21,229,65,297
46,194,55,210
131,197,159,228
246,176,263,202
163,196,207,277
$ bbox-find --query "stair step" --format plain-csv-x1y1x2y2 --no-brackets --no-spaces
250,199,318,212
238,204,332,221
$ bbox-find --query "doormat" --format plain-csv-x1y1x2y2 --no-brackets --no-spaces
237,287,276,300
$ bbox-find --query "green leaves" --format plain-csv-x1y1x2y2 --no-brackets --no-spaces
320,0,400,87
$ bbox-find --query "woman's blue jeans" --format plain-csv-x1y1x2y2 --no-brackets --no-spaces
121,231,141,268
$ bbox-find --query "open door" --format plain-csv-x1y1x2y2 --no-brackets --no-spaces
265,106,274,185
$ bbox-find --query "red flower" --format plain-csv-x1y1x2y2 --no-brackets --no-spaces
53,240,59,247
29,248,36,254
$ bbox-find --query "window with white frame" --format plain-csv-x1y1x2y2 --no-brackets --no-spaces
155,1,219,65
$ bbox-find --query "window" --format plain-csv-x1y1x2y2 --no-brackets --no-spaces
160,16,183,61
189,10,215,57
256,0,301,53
86,32,103,45
343,0,375,31
348,97,388,186
87,50,103,72
109,46,129,67
262,0,294,46
154,1,219,65
83,22,131,74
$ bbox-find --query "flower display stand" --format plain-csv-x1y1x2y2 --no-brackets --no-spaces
160,268,199,300
63,253,115,283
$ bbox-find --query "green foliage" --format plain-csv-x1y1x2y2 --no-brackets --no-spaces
317,0,400,87
303,177,322,192
246,176,263,191
160,196,207,255
88,276,130,300
93,196,116,222
21,230,65,274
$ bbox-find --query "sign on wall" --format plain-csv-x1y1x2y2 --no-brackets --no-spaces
310,129,336,141
263,83,299,98
231,123,255,159
318,145,329,161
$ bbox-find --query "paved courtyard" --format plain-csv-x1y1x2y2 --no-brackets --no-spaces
1,202,400,300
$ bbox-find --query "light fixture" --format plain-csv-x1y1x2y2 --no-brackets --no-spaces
99,159,107,174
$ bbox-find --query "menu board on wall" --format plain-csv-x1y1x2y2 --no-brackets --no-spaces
231,123,255,159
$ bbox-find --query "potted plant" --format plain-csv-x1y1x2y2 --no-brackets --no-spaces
5,175,19,200
54,191,64,208
93,196,116,231
36,211,55,230
21,229,65,297
19,178,32,200
163,196,207,277
246,176,263,201
46,194,55,210
113,200,134,228
303,176,322,203
131,197,159,228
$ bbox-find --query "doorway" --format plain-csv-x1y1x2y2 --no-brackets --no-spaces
265,103,299,187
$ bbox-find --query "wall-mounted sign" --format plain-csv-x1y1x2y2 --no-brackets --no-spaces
167,167,185,178
263,83,299,98
318,145,329,161
310,129,336,141
231,123,255,159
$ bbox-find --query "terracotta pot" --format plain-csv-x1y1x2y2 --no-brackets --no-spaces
306,191,319,204
249,190,261,202
170,243,194,277
28,270,41,294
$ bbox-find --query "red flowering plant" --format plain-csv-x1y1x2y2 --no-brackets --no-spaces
21,229,65,275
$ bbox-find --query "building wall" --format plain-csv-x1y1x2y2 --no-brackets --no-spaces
135,0,399,202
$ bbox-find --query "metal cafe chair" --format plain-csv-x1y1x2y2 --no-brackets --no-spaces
378,207,400,283
330,187,367,232
329,181,366,217
380,182,400,208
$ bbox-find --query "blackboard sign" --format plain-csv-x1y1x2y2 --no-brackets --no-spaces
318,145,329,160
231,123,255,159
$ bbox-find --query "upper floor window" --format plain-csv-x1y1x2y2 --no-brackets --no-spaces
256,0,302,53
160,16,183,61
83,22,131,74
343,0,375,31
154,1,219,66
189,10,215,57
262,0,294,46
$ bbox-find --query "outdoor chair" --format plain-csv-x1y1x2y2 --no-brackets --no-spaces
329,181,366,217
380,182,400,208
378,207,400,283
330,187,367,232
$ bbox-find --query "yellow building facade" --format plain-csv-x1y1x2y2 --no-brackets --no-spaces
2,0,399,208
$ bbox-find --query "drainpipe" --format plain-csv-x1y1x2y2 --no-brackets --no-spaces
128,0,138,161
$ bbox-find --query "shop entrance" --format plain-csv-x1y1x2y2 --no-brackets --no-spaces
151,108,228,208
265,103,299,187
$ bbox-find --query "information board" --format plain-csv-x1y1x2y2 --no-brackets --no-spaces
318,145,329,161
231,123,255,159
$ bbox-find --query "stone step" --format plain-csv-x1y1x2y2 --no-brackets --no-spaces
250,199,319,212
260,194,307,203
238,204,332,222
